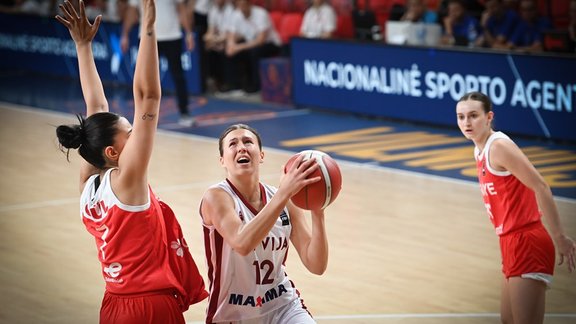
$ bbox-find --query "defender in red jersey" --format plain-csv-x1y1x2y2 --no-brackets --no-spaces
456,91,575,324
55,1,207,323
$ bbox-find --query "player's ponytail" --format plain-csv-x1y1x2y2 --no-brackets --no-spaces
56,112,121,168
56,114,85,150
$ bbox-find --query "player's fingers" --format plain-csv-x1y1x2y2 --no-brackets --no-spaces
303,176,321,185
297,160,318,180
58,3,72,19
298,157,317,171
558,254,564,266
55,15,71,27
65,0,80,19
64,2,77,21
286,154,305,173
93,15,102,31
79,0,86,19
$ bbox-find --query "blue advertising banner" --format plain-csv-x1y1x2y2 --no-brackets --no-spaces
0,13,201,95
291,37,576,142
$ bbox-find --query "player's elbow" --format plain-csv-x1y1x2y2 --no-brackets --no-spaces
135,87,161,103
230,237,257,256
532,179,552,197
308,263,327,275
233,245,254,256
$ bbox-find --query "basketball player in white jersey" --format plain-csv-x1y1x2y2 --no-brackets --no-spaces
199,124,330,323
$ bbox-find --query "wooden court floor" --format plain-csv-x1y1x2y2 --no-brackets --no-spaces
0,104,574,323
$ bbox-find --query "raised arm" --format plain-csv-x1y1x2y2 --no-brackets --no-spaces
57,1,107,116
56,0,106,190
115,0,161,202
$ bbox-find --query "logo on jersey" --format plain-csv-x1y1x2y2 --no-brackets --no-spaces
228,284,288,307
480,182,497,196
279,211,289,226
261,236,288,251
171,239,187,257
83,200,110,221
495,224,503,235
103,262,124,283
238,210,245,222
481,161,486,177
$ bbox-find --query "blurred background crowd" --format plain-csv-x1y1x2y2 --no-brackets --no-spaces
2,0,574,96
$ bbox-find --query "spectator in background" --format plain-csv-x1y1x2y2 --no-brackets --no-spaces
121,0,196,126
441,0,483,47
400,0,438,24
300,0,337,39
60,0,127,22
504,0,552,53
480,0,518,49
188,0,211,92
438,0,484,21
204,0,234,92
223,0,281,95
105,0,128,22
189,0,210,35
84,0,106,19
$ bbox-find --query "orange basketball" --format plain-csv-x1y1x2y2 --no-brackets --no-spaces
284,150,342,210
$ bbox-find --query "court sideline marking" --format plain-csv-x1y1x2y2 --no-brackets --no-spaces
184,312,576,323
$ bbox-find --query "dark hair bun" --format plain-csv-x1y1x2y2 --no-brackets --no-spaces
56,124,84,149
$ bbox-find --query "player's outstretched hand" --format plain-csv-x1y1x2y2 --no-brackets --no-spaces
55,0,102,45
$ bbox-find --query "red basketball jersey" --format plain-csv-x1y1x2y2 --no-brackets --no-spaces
80,169,207,310
475,132,541,236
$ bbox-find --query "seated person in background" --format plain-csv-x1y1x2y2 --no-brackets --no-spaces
400,0,438,23
438,0,484,21
504,0,552,53
440,0,483,46
204,0,234,92
300,0,337,38
224,0,281,94
480,0,518,48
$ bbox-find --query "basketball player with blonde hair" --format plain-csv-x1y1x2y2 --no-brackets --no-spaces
199,123,330,323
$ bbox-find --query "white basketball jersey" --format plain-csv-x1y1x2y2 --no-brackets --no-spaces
202,180,298,323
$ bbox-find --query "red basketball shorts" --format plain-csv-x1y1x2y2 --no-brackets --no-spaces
499,222,555,282
100,289,185,324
